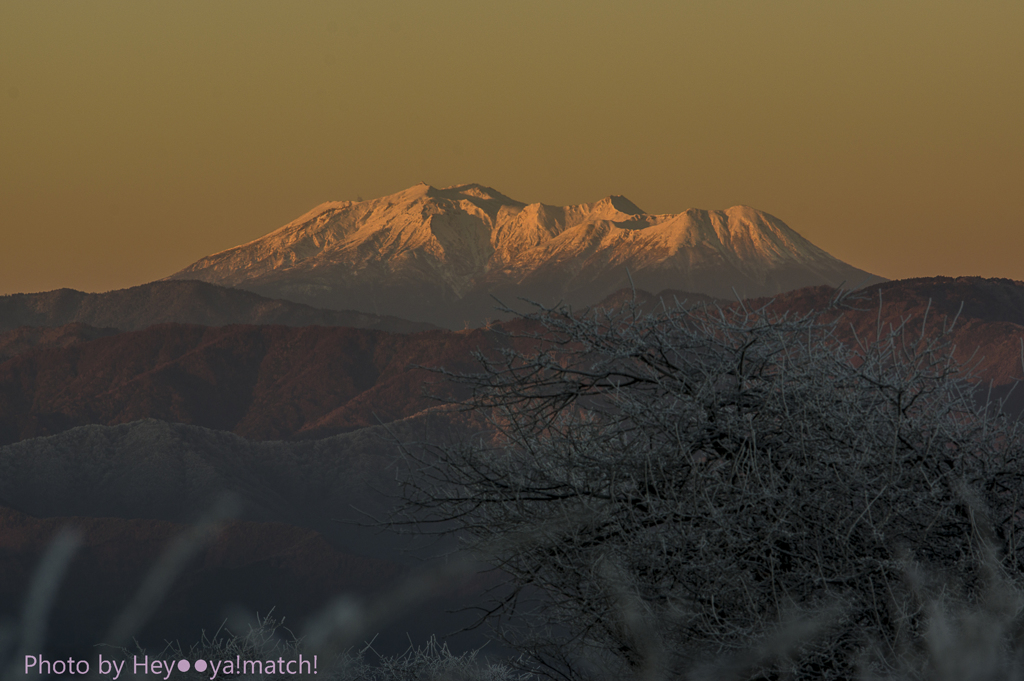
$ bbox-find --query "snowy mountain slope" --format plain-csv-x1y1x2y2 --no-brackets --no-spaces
168,183,884,327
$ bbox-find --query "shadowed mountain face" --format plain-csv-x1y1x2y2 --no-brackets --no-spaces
833,276,1024,326
0,323,121,362
0,323,500,446
770,278,1024,399
0,279,435,333
609,276,1024,392
0,415,466,548
1,278,1021,449
167,183,884,328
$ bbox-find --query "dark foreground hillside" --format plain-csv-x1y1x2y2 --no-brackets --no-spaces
0,504,402,656
0,415,497,658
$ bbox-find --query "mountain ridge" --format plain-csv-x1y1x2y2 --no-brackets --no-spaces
2,278,1020,449
0,279,435,333
0,321,495,445
168,183,884,327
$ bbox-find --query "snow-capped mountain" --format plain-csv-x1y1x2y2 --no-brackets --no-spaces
167,183,884,328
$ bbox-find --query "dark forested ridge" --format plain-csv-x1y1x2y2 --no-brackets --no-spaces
1,277,1021,447
0,322,121,362
0,322,498,445
0,279,435,333
603,276,1024,387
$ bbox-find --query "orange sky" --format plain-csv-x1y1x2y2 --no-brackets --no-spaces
1,1,1021,296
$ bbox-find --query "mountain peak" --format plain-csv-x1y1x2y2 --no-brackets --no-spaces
596,195,646,216
168,184,884,328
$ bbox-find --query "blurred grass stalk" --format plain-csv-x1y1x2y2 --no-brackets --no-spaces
5,508,1024,679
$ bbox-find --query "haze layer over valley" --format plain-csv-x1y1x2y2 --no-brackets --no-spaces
168,183,884,327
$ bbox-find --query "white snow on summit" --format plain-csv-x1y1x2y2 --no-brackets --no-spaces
168,183,884,327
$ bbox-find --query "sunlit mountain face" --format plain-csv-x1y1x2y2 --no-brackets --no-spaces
168,183,884,328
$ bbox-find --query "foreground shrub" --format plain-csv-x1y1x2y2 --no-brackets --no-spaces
397,293,1024,679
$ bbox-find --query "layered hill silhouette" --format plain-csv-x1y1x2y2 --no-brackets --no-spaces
0,416,464,549
1,275,1021,656
167,183,884,328
0,279,434,333
0,416,499,656
771,276,1024,328
605,277,1024,386
0,323,121,362
1,278,1021,449
0,323,499,445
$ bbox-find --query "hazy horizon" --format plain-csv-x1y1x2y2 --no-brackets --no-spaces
2,1,1021,296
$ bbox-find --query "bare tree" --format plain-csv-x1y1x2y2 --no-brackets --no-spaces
396,293,1024,680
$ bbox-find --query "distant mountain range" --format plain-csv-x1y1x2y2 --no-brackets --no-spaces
1,277,1020,450
610,277,1024,391
0,322,496,445
0,279,434,333
166,183,884,328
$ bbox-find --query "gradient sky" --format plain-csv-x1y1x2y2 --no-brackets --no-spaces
1,1,1022,296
